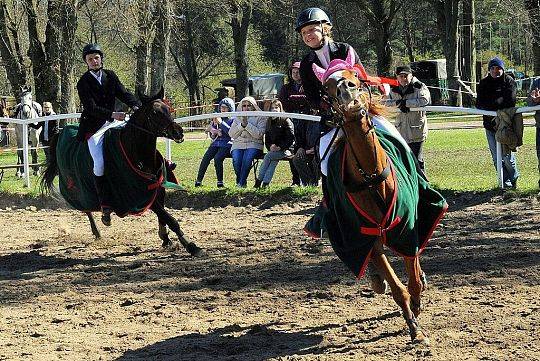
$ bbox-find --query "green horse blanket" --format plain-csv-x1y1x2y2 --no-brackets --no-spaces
57,124,179,217
307,127,447,279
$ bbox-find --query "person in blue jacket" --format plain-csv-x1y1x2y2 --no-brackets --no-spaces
195,97,235,187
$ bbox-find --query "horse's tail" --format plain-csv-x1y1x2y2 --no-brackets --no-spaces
40,132,59,195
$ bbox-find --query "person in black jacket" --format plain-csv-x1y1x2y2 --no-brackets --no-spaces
77,43,141,225
476,57,519,188
39,102,58,163
255,100,294,188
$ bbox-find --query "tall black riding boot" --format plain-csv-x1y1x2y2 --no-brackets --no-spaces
94,175,112,226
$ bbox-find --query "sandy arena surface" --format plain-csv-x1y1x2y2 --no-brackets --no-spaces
0,190,539,360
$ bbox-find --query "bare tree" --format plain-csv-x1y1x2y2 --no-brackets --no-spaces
462,0,476,106
0,0,29,96
431,0,461,105
356,0,404,75
228,0,252,100
524,0,540,75
149,0,170,94
134,0,153,95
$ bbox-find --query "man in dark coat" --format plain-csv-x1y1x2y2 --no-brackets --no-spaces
77,43,141,225
476,56,519,188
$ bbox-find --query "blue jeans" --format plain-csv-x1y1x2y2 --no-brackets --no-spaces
485,129,519,186
231,148,262,187
258,150,286,184
196,146,231,183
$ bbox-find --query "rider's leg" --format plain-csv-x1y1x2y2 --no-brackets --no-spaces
87,132,112,226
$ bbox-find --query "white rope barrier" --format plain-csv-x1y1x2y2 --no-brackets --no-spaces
2,105,540,189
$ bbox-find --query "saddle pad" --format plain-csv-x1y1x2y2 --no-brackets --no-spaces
57,125,176,216
322,127,448,278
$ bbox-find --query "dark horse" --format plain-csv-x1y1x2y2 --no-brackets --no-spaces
41,89,203,257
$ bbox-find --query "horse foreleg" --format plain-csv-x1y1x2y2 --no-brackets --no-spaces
16,150,23,176
151,204,203,257
86,212,101,240
370,241,429,345
404,256,426,317
31,148,39,175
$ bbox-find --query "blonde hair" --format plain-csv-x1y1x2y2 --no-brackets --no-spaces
322,23,333,40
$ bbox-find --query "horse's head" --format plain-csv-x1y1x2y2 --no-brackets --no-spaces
313,48,387,125
18,85,35,119
132,87,184,143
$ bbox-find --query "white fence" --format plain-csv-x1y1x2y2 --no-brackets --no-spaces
1,106,540,188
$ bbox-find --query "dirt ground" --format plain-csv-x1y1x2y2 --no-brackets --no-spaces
0,190,539,361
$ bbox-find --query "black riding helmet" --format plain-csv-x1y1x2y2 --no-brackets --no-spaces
82,43,104,60
295,7,332,32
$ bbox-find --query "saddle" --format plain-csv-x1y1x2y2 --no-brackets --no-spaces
57,125,178,216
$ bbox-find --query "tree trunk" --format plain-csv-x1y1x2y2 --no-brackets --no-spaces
403,17,415,63
432,0,461,106
0,1,28,96
43,0,62,110
59,1,78,115
150,0,170,94
462,0,475,106
525,0,540,75
230,2,251,100
373,24,393,75
358,0,402,76
183,13,201,115
134,0,151,95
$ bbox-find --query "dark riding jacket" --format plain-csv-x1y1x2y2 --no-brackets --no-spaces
76,69,141,141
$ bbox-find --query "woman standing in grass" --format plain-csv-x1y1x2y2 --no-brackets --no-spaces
228,96,266,187
255,100,295,188
195,97,235,188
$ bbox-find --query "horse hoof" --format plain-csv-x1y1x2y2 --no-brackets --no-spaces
412,331,430,346
186,243,204,257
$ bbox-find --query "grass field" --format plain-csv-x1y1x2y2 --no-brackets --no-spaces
0,127,538,196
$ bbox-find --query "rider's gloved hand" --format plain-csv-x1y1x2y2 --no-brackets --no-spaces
111,112,126,121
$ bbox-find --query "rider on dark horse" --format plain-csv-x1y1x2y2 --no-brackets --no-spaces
77,43,141,226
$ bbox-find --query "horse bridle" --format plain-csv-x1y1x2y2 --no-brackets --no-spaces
126,104,177,139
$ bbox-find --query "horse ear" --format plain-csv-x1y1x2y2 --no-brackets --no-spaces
156,86,164,100
312,63,326,84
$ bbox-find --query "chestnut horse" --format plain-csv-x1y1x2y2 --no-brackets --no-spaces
310,51,447,345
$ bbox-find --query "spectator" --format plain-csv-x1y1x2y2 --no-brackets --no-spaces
228,96,266,187
212,88,230,112
292,116,320,186
195,97,235,188
279,61,311,185
476,57,519,188
39,102,58,163
527,77,540,188
387,65,431,173
255,99,294,188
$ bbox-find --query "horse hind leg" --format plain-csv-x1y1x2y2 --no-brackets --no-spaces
86,212,101,240
370,242,429,345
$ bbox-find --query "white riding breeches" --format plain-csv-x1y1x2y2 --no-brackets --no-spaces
87,121,111,176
